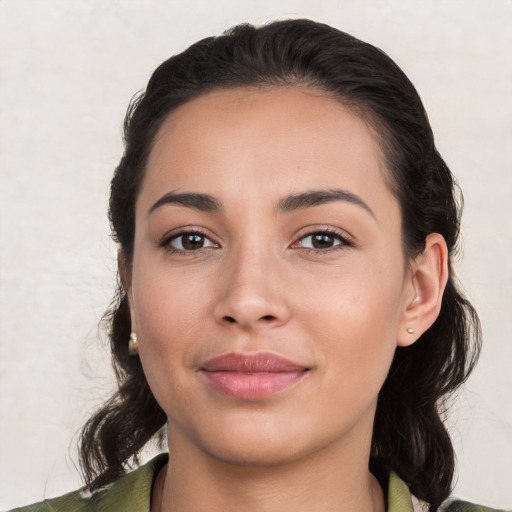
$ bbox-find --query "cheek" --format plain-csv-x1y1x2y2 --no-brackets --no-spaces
132,257,209,336
297,261,403,395
129,261,211,392
299,253,404,334
133,280,203,419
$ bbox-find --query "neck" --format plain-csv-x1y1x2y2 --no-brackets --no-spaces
153,428,385,512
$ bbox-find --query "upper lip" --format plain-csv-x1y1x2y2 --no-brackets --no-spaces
201,352,309,372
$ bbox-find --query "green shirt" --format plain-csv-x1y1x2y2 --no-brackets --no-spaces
6,454,506,512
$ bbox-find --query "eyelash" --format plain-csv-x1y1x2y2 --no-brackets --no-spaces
159,229,217,255
159,228,353,255
292,228,353,254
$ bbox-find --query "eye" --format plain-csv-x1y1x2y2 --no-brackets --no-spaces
165,231,218,251
295,230,350,250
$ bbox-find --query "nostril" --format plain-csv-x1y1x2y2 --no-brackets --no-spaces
221,314,278,325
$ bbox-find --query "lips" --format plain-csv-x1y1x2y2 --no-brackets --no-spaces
201,352,309,400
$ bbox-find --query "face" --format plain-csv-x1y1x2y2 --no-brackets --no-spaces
127,86,415,467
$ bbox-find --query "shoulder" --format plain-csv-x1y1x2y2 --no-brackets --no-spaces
4,454,168,512
4,489,95,512
388,473,508,512
441,499,509,512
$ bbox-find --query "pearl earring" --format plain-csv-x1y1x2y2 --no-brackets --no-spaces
407,328,414,334
128,332,139,355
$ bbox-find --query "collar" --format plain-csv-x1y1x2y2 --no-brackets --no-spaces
59,454,421,511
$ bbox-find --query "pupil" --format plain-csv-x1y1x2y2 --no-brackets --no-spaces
313,233,333,248
183,234,204,250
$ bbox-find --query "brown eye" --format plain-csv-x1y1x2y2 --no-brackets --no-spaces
169,232,217,251
311,233,336,248
298,231,346,250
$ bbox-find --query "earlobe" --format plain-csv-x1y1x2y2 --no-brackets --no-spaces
397,233,449,347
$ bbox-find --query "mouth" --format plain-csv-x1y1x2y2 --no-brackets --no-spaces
200,352,310,401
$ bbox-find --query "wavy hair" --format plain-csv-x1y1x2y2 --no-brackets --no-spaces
79,19,481,511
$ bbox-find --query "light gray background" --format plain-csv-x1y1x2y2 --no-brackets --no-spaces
1,0,511,509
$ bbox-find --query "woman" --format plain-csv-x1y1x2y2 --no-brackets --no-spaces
10,19,502,512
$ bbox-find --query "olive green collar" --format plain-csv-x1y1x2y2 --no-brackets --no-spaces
21,454,419,511
79,454,417,512
387,472,417,511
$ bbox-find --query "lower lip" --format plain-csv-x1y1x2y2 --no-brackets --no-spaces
202,371,307,400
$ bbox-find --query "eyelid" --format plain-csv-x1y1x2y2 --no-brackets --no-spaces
157,225,353,254
290,227,354,251
159,227,220,253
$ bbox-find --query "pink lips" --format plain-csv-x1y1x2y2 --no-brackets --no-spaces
201,352,309,400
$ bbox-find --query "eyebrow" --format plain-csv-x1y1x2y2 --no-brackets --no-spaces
276,189,375,218
149,188,374,218
149,191,223,215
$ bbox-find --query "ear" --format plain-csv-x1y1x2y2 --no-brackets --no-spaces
397,233,449,347
118,250,137,332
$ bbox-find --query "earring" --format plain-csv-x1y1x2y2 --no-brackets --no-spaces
128,332,139,355
407,328,414,334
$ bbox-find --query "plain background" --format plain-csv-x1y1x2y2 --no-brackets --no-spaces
1,0,511,509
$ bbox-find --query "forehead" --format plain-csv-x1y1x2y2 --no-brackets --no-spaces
141,86,394,215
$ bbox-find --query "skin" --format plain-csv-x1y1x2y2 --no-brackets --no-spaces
123,86,448,512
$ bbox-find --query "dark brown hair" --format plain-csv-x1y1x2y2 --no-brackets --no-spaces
79,19,481,510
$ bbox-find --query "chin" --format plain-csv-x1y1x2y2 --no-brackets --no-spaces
202,436,309,468
181,410,346,469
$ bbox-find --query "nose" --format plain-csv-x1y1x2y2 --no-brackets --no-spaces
213,246,291,331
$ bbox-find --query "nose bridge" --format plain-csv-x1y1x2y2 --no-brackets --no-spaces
214,235,289,329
